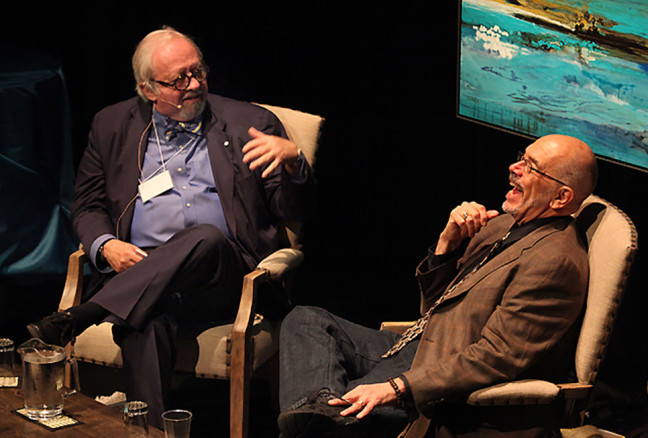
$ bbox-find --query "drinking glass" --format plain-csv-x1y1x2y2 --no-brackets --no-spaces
162,409,192,438
0,338,17,387
123,400,149,437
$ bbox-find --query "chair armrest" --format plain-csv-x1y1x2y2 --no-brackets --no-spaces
466,379,561,406
256,248,304,281
380,321,416,335
557,382,593,400
231,269,270,338
59,249,87,311
230,247,304,337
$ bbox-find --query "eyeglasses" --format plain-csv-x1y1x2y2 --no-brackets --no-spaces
152,66,208,91
516,151,569,186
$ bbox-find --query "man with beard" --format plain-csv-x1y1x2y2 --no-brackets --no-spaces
27,26,316,427
278,135,597,437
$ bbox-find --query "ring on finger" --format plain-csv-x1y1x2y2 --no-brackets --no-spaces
356,400,366,406
462,212,470,220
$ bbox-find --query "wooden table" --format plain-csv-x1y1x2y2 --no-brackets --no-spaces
0,387,165,437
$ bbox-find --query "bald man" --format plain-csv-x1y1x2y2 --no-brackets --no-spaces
278,135,597,438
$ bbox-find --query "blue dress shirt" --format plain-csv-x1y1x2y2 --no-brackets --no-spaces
91,110,231,272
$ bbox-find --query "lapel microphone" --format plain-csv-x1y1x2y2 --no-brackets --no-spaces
156,97,183,109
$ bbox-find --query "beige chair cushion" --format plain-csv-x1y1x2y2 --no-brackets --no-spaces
73,323,123,367
255,103,323,167
573,195,637,384
72,316,280,379
257,248,304,280
467,379,561,406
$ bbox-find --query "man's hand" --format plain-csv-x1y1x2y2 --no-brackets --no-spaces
435,201,499,255
242,127,301,178
102,239,148,273
328,381,402,419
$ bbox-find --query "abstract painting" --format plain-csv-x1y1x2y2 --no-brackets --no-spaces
458,0,648,171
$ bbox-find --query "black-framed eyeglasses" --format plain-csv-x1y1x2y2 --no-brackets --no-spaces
152,66,208,91
516,151,569,186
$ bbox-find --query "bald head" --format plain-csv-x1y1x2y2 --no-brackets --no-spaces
535,134,598,210
504,134,598,223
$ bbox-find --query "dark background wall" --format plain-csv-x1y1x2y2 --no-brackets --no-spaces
2,3,646,434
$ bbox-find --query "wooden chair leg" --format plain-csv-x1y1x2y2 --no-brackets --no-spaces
230,361,251,438
229,269,268,438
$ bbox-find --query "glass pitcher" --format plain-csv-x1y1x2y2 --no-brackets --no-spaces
17,338,80,420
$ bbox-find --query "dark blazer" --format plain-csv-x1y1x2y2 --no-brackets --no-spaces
401,214,588,437
71,94,317,276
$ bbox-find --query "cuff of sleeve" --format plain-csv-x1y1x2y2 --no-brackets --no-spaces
90,234,116,273
286,150,309,184
396,374,416,414
424,241,467,271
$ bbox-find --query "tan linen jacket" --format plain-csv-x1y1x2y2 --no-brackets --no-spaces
401,214,588,437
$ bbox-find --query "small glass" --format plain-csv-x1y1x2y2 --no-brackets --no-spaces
0,338,17,388
123,401,149,437
162,409,192,438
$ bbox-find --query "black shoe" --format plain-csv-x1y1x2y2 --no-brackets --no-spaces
278,389,360,438
26,311,76,347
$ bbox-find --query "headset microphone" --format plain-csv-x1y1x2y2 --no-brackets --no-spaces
157,97,183,109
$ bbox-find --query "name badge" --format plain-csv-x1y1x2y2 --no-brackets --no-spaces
139,170,173,203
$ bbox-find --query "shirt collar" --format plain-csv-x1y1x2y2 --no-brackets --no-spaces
152,109,203,143
506,215,568,245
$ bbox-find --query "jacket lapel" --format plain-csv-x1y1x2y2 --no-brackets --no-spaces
203,108,237,238
441,219,570,303
116,100,153,241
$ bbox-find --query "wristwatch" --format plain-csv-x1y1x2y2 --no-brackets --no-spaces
97,239,113,267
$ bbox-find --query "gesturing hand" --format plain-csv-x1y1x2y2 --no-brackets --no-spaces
242,127,301,178
435,201,499,255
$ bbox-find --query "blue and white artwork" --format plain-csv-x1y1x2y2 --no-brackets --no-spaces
458,0,648,171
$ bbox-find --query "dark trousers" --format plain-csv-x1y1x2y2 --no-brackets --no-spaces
89,224,247,428
279,306,419,436
279,307,564,438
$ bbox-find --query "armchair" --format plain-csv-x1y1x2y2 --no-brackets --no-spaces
382,195,638,429
58,103,324,438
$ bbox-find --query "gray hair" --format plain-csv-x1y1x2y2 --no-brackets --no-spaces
132,26,204,101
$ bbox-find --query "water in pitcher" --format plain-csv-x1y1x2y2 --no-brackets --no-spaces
22,348,66,419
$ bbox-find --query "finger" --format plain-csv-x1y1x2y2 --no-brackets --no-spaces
243,147,267,164
261,159,281,178
247,126,265,139
328,397,351,407
460,201,479,220
242,137,269,157
340,399,365,417
456,205,476,237
464,216,476,238
449,206,466,225
355,401,375,419
467,202,488,226
248,153,272,171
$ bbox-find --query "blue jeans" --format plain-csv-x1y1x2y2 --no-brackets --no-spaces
279,305,419,432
